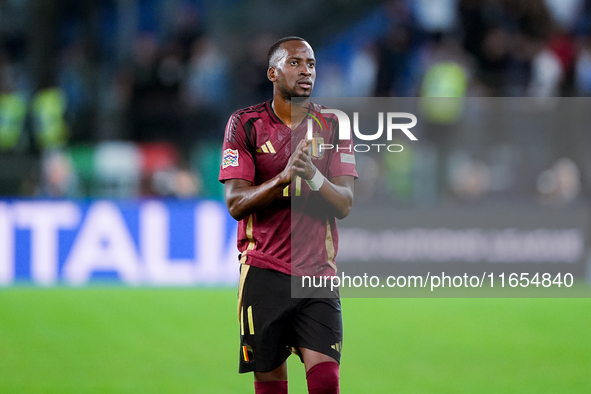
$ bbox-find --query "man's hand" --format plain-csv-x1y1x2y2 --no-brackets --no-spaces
292,139,316,180
278,139,314,184
225,137,354,221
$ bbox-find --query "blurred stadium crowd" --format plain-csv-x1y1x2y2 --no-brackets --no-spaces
0,0,590,205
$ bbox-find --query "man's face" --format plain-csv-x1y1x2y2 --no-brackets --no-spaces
269,40,316,100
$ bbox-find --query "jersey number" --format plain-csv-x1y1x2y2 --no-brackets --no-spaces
283,176,302,196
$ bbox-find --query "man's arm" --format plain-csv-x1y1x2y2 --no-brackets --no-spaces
317,175,354,220
224,177,287,221
293,141,354,220
224,140,308,221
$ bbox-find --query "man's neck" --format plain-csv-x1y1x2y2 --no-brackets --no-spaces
272,96,308,128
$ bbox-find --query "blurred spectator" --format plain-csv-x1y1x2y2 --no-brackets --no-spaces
573,0,591,35
353,154,381,203
58,42,92,141
93,141,141,197
537,158,581,205
32,87,69,149
169,3,205,63
457,0,491,63
138,141,200,198
449,153,492,201
383,140,415,201
575,34,591,94
41,149,77,197
475,27,512,95
237,34,275,105
420,33,471,95
504,0,554,39
173,168,201,198
184,36,228,109
413,0,458,33
347,44,378,97
457,0,512,95
123,33,183,144
152,167,201,198
547,30,577,94
314,62,346,97
0,51,27,151
182,35,229,141
544,0,583,30
374,25,416,96
419,33,470,121
521,32,565,97
418,34,470,198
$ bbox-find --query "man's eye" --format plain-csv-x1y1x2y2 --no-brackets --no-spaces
290,61,298,66
308,63,315,68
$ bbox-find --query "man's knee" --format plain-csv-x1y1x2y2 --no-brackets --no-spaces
306,361,339,394
254,362,287,382
254,362,288,393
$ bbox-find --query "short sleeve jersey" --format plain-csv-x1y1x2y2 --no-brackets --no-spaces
219,100,357,277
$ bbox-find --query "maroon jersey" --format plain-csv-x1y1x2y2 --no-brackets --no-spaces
219,100,357,277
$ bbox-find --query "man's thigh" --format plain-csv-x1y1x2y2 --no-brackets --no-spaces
293,296,343,364
238,266,296,374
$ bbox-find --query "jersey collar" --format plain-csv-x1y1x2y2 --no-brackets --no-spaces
266,99,317,128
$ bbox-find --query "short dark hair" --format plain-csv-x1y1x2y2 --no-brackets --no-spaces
267,36,307,67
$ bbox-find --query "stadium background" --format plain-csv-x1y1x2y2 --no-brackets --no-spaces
1,0,591,392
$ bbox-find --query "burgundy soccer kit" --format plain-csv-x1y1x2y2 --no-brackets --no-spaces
219,100,358,277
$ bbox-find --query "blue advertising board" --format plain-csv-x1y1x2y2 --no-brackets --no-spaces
0,199,239,286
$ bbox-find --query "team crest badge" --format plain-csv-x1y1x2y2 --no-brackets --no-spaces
310,133,325,160
222,149,239,168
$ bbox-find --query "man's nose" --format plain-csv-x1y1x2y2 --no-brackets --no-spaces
300,66,312,76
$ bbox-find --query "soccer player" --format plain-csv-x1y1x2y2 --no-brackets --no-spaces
219,36,357,394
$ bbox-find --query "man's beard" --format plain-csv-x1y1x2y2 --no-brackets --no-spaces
278,81,311,101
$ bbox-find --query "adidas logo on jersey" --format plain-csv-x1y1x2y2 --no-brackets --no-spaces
256,141,276,153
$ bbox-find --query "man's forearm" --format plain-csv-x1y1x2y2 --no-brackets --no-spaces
225,177,288,221
316,176,354,219
293,142,354,219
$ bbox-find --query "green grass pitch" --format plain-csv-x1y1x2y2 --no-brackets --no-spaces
1,287,590,393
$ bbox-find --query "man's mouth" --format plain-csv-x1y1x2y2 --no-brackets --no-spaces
298,80,313,89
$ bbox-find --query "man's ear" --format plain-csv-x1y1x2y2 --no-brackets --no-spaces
268,67,276,82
